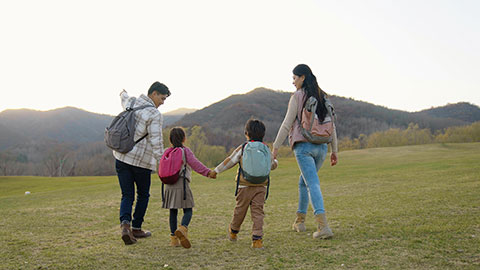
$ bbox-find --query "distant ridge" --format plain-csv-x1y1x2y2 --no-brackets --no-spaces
174,88,480,149
164,108,197,116
0,89,479,151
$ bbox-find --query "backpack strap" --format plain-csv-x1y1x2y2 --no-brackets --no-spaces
235,142,248,196
128,100,156,144
161,182,165,202
307,97,318,132
181,147,187,200
265,175,270,202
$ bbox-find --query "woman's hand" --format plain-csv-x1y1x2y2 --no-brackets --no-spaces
330,152,338,166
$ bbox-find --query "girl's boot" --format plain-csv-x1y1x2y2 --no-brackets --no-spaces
170,235,181,247
313,213,333,239
175,225,191,249
292,212,306,232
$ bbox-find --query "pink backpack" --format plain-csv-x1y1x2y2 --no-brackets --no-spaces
299,96,335,144
158,147,186,185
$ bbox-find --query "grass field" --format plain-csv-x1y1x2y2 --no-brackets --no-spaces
1,143,479,269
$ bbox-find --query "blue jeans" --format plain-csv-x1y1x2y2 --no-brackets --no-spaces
115,159,152,229
293,142,328,215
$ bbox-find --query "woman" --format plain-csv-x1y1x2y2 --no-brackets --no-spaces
272,64,338,239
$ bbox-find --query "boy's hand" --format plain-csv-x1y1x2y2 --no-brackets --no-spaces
272,148,279,160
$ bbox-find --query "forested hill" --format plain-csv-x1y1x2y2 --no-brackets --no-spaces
416,102,480,123
0,90,479,151
0,107,112,150
174,88,480,149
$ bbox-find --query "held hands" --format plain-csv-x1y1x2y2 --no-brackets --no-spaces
330,152,338,166
207,170,217,179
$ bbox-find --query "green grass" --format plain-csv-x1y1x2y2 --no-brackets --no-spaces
1,143,479,269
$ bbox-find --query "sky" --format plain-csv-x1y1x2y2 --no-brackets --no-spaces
0,0,479,116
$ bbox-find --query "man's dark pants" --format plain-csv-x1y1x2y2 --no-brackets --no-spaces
115,159,151,229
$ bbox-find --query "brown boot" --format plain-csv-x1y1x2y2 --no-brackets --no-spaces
313,213,333,239
251,239,264,249
170,235,181,247
132,228,152,238
174,225,191,249
292,212,307,232
120,223,137,245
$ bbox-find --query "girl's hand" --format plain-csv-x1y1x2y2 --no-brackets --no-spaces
208,170,217,179
330,152,338,166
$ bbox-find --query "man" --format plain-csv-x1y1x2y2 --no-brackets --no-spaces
113,81,170,245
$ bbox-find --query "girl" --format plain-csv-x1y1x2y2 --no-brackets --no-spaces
162,127,216,248
272,64,338,240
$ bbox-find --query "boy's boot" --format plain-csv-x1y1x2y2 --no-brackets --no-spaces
251,238,264,249
132,228,152,238
174,225,191,249
292,212,307,232
228,225,238,241
313,213,333,239
120,222,137,245
170,235,181,247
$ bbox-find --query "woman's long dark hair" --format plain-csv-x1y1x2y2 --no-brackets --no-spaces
169,127,185,148
293,64,328,122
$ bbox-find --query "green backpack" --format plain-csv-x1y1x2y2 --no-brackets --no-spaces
235,141,271,200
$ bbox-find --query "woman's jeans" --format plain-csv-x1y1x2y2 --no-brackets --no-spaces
115,159,152,229
293,142,328,215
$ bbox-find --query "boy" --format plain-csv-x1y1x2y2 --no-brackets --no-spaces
214,119,278,249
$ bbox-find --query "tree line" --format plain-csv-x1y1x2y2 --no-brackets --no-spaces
0,122,479,176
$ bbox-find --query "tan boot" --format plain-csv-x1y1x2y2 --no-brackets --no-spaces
292,212,307,232
174,225,191,249
120,223,137,245
228,225,238,241
251,239,264,249
313,213,333,239
170,235,181,247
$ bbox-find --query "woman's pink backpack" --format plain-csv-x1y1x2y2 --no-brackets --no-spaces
299,96,335,144
158,147,186,185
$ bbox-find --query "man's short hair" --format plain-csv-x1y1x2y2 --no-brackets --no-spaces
148,81,171,96
245,119,266,141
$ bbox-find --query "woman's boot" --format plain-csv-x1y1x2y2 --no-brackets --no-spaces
292,212,306,232
313,213,333,239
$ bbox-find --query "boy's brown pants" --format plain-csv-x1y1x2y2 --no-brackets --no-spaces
230,186,266,238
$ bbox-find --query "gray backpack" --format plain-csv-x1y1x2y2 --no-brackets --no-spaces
104,98,154,153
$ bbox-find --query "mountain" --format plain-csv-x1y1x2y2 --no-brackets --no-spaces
174,88,480,149
1,89,478,151
0,107,113,150
415,102,480,123
163,108,197,126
